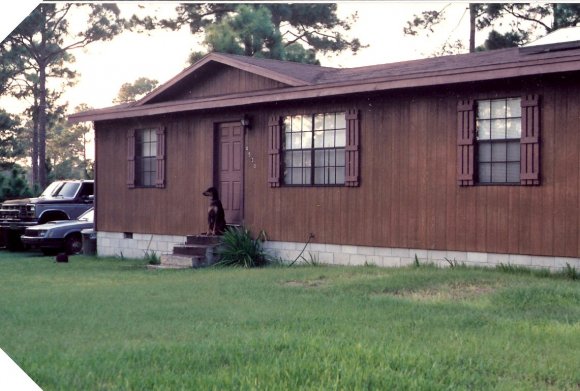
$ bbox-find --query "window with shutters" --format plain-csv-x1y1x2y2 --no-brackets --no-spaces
458,95,540,186
128,127,166,188
476,98,521,184
282,112,346,186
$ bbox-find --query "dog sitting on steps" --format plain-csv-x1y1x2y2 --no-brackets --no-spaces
202,187,226,235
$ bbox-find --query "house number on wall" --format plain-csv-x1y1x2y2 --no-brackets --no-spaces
245,146,257,169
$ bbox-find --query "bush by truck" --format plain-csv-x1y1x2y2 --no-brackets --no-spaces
0,180,94,250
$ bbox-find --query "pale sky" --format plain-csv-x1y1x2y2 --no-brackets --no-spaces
1,2,480,114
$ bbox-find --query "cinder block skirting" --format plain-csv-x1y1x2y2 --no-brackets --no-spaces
97,231,186,259
263,241,580,272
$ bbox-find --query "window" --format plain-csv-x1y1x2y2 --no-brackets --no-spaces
282,112,347,186
476,98,521,184
135,129,157,187
127,127,166,188
457,95,540,186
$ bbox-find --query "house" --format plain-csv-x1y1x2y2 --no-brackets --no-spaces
70,38,580,271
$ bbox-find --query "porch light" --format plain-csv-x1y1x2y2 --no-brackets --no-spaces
240,115,251,129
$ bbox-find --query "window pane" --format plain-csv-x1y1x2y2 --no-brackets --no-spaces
477,119,491,140
314,114,324,130
336,113,346,129
292,133,302,149
336,168,345,184
506,162,520,183
284,151,292,167
326,150,335,166
302,131,312,149
313,131,324,148
491,100,505,118
292,168,302,184
314,167,325,184
328,168,336,184
490,119,506,139
507,141,520,161
479,163,491,183
292,115,303,132
506,98,521,118
324,131,335,148
324,113,335,129
302,115,312,132
336,150,345,166
506,119,521,138
477,100,491,119
283,116,292,131
284,168,291,184
285,133,292,150
303,168,311,184
478,143,491,162
335,128,346,147
491,163,507,183
314,150,324,167
292,151,303,167
303,151,312,167
491,143,507,161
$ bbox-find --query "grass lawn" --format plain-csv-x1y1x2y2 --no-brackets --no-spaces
0,252,579,390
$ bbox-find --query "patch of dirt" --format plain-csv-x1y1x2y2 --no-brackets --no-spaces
377,282,497,301
282,277,327,288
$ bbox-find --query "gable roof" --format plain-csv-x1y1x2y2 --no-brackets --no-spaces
135,52,337,106
70,42,580,123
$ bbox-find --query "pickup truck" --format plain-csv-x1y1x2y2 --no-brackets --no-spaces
0,180,94,250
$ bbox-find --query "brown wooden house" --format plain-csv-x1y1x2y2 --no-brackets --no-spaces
70,40,580,271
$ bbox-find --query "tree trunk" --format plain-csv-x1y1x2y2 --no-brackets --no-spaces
37,5,48,189
469,3,477,53
38,63,47,189
552,3,560,31
32,93,39,190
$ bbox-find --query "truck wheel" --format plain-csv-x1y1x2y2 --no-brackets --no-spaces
65,233,83,255
6,230,24,252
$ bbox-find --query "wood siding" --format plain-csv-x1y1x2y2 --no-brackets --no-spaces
150,64,288,103
95,73,580,258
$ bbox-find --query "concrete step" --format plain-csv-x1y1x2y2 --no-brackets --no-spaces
160,254,197,268
173,244,209,257
186,234,221,246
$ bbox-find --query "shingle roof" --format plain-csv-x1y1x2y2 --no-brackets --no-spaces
70,42,580,123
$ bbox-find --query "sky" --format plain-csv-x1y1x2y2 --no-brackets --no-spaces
0,2,479,114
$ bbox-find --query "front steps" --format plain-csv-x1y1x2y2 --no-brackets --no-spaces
152,235,222,270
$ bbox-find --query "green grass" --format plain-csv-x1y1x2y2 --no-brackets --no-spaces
0,252,579,390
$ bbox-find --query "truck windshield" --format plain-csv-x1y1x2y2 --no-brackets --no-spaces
40,181,63,197
54,182,80,198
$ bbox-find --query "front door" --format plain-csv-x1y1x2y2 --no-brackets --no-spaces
217,121,244,225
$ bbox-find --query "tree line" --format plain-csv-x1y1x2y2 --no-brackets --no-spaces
1,3,578,200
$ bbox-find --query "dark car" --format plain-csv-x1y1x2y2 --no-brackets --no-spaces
21,208,94,255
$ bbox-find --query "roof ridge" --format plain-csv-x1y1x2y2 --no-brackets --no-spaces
213,52,338,71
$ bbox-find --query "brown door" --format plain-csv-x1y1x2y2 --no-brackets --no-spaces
217,122,244,225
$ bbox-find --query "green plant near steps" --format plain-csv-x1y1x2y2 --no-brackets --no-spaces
216,227,271,268
144,250,160,265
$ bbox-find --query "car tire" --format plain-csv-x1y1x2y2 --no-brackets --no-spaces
64,233,83,255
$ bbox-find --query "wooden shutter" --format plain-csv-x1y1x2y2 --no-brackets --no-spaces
520,94,541,186
345,109,360,187
267,116,281,187
457,99,475,186
155,127,166,188
127,129,135,188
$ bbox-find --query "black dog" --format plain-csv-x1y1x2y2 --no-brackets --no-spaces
202,187,226,235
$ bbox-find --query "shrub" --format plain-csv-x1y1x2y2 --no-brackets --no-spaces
216,227,271,268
